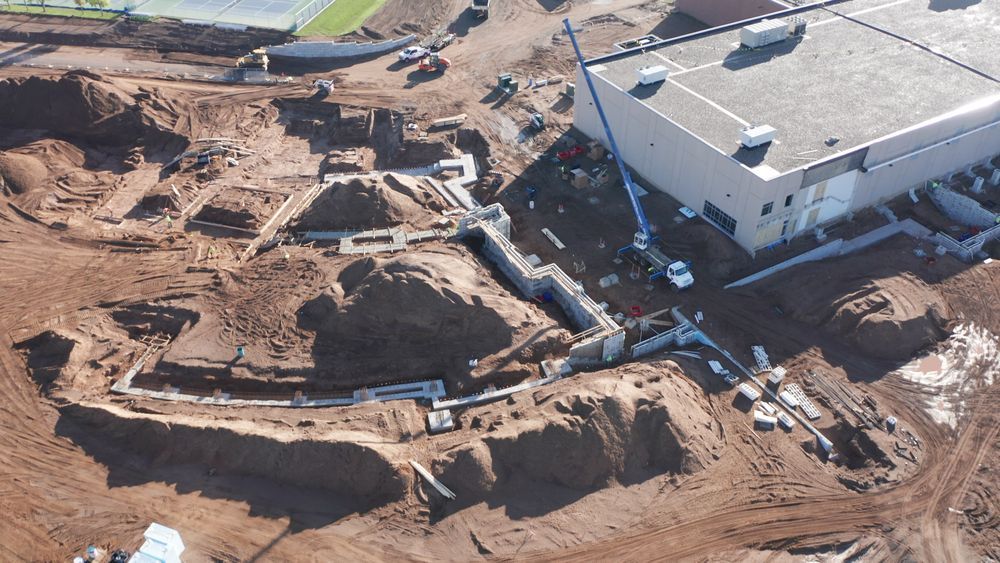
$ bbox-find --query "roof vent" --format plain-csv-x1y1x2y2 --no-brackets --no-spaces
740,125,776,148
635,65,669,86
740,19,789,48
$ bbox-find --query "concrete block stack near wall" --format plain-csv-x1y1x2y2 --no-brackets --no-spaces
267,35,415,59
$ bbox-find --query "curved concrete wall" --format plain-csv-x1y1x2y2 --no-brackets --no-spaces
267,34,414,59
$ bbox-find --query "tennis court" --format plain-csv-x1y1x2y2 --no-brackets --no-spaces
131,0,333,30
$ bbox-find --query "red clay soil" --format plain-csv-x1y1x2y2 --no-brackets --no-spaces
295,172,447,231
154,244,571,392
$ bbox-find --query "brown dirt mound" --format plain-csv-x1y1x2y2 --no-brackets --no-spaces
0,151,47,196
755,248,951,360
300,248,568,386
0,71,187,150
434,361,721,492
295,172,444,231
155,245,568,391
195,189,286,231
60,401,411,506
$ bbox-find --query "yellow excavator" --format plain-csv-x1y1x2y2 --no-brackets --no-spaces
236,49,269,72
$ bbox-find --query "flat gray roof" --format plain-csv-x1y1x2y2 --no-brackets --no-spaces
591,0,1000,174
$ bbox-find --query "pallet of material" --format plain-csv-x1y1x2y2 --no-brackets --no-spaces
432,113,467,128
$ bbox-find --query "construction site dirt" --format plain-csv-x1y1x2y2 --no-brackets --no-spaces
0,1,997,561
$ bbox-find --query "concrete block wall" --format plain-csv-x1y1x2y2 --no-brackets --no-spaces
928,185,999,229
267,35,414,59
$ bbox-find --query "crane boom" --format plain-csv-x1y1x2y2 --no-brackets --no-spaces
563,18,652,250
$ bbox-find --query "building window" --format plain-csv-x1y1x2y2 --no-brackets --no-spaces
761,202,773,216
785,194,793,207
703,200,737,237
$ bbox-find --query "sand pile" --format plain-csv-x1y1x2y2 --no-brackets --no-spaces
300,248,567,386
0,71,187,149
434,361,720,494
296,172,445,231
0,139,112,211
758,257,950,360
0,151,47,196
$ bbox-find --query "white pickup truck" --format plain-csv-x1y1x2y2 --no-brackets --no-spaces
398,46,431,62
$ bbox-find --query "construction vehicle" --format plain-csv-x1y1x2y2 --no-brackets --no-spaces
236,48,269,71
471,0,490,19
422,30,456,51
529,112,545,131
418,53,451,72
399,46,431,62
564,19,694,291
497,73,519,95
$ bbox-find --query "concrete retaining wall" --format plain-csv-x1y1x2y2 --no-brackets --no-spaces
934,223,1000,263
267,35,414,59
726,239,845,289
631,322,698,358
461,204,624,364
727,219,935,288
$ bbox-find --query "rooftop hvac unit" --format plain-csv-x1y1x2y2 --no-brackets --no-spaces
740,19,789,48
787,15,807,37
740,124,777,148
635,65,669,85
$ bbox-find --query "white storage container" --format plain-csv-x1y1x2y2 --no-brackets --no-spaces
636,65,669,85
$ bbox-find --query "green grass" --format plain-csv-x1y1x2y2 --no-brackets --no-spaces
0,4,120,19
293,0,385,37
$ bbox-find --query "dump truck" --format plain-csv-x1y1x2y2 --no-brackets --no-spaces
471,0,490,19
236,48,269,72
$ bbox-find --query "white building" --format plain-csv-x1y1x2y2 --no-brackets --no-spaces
573,0,1000,254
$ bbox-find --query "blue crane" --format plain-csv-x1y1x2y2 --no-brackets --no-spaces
562,18,652,251
562,18,694,290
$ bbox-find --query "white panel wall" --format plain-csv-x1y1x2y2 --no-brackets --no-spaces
573,64,787,251
853,96,1000,209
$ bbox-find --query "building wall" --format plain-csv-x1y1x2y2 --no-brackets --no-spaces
574,65,1000,254
851,96,1000,210
675,0,786,27
575,64,776,250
